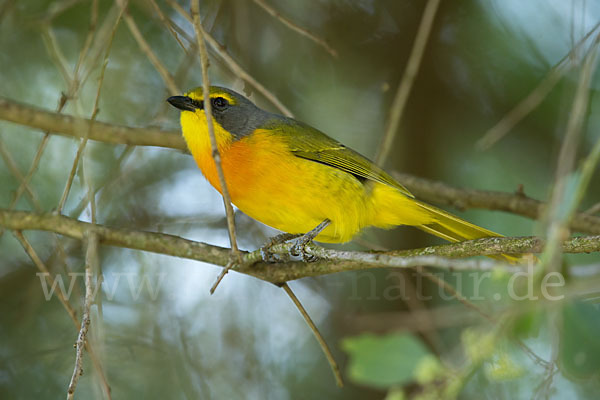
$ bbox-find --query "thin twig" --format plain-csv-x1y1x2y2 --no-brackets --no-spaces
13,230,79,324
281,283,343,387
168,0,293,117
571,137,600,216
0,138,42,210
421,271,494,322
67,232,99,400
41,0,82,23
41,25,74,88
0,130,51,239
147,0,188,53
585,202,600,215
71,0,99,90
477,21,600,150
120,2,179,95
375,0,440,165
190,0,242,293
421,270,549,368
57,124,93,214
251,0,337,57
78,2,128,90
69,146,133,219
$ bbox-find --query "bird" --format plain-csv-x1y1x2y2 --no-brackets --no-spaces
167,86,521,263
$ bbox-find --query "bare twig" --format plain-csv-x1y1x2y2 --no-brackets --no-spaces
70,146,133,219
281,283,343,387
67,232,99,400
78,2,128,90
147,0,187,52
168,0,293,117
477,21,600,150
41,25,73,88
375,0,440,165
190,0,242,293
251,0,337,57
41,0,82,23
119,2,179,95
421,271,493,322
0,138,42,210
586,202,600,215
571,138,600,216
13,230,79,324
71,0,99,90
420,271,549,367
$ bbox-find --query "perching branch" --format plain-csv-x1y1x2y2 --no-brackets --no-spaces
2,209,599,284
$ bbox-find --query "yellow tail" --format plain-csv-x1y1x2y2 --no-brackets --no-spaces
414,200,524,264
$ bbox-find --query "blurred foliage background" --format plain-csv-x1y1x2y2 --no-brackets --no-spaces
1,0,600,399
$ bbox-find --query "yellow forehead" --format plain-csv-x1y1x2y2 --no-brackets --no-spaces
185,87,237,105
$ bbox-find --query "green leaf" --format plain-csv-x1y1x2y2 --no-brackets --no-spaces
560,301,600,380
342,333,432,389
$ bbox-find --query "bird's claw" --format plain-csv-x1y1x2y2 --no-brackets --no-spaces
260,220,330,263
260,232,297,263
289,237,318,262
260,236,319,263
260,246,284,263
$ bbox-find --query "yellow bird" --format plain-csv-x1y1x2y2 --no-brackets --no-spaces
168,86,520,262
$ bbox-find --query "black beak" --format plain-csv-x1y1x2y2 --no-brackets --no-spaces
167,96,202,112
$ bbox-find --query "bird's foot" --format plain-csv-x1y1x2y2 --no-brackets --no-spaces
260,232,299,263
261,219,331,263
289,235,319,262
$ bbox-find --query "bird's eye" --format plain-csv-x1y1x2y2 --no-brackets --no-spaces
211,96,229,110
